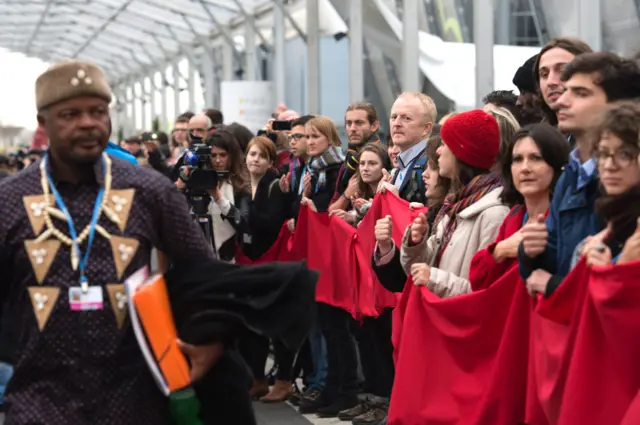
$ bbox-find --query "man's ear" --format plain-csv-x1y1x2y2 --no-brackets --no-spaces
36,111,46,127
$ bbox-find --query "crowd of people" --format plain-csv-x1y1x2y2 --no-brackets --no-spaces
1,34,640,425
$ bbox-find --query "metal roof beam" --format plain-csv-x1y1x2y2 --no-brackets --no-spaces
24,0,56,55
46,13,183,45
195,0,243,63
272,0,307,42
60,2,204,35
110,0,278,85
50,6,196,43
200,0,240,14
132,0,232,21
71,0,135,57
230,0,271,52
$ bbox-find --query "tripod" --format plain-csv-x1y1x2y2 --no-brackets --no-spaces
188,191,218,259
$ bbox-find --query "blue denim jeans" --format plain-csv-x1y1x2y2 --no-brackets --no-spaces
0,362,13,405
306,325,327,391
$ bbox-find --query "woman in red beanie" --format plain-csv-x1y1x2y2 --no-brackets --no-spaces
399,109,510,298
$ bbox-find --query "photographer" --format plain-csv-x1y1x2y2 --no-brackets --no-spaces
205,129,251,262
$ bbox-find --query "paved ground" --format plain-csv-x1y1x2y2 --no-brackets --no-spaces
0,403,355,424
255,401,352,425
0,406,350,424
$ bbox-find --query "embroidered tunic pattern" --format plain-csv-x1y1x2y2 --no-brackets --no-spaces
0,157,213,425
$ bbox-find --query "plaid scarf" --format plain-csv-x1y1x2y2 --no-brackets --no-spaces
434,172,502,266
308,146,345,192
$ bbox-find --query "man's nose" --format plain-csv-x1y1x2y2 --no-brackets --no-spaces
548,70,563,86
556,90,569,107
77,112,96,128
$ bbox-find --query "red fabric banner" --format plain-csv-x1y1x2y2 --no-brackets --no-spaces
556,260,640,425
388,266,531,425
525,260,591,425
355,193,427,316
235,223,293,265
235,197,640,425
235,192,425,318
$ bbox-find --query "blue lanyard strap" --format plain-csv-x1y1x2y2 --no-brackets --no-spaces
44,155,105,292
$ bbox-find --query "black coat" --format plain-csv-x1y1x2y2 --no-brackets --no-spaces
165,259,318,425
235,171,287,261
371,248,407,294
310,164,342,213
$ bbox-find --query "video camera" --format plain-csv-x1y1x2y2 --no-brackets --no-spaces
179,143,223,192
178,141,229,254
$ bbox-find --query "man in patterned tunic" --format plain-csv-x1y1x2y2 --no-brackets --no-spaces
0,60,223,424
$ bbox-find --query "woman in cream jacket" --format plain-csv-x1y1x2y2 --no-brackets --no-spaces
400,110,510,298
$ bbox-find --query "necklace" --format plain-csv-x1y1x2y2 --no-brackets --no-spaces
37,154,119,271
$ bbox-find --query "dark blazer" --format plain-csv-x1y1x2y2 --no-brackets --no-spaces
394,148,428,204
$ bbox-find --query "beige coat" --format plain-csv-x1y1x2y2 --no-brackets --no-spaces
400,187,509,298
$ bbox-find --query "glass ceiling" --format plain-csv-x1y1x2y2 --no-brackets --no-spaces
0,0,267,82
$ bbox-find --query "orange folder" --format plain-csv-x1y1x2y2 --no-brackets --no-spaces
132,274,191,392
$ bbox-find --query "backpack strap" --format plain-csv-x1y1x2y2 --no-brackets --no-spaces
268,179,280,197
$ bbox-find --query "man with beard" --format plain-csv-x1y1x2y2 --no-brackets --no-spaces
0,59,318,425
0,59,224,425
328,101,381,212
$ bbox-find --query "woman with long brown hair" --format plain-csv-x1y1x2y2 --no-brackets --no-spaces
204,128,250,262
330,143,392,226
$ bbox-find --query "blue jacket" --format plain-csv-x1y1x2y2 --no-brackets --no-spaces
518,164,602,293
105,142,138,165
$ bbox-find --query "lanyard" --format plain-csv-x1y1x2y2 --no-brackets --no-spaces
45,155,105,293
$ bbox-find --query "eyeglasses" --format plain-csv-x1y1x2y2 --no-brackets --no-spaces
595,149,639,168
288,133,305,141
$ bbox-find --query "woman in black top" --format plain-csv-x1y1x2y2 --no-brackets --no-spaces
232,136,291,401
237,136,287,260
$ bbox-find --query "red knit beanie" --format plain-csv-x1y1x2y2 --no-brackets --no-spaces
440,110,501,170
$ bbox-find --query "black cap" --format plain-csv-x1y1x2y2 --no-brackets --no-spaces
512,54,538,94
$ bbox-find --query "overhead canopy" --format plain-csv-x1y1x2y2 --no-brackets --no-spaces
0,0,267,83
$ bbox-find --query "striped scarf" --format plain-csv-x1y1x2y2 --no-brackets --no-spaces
308,146,345,192
434,172,502,266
